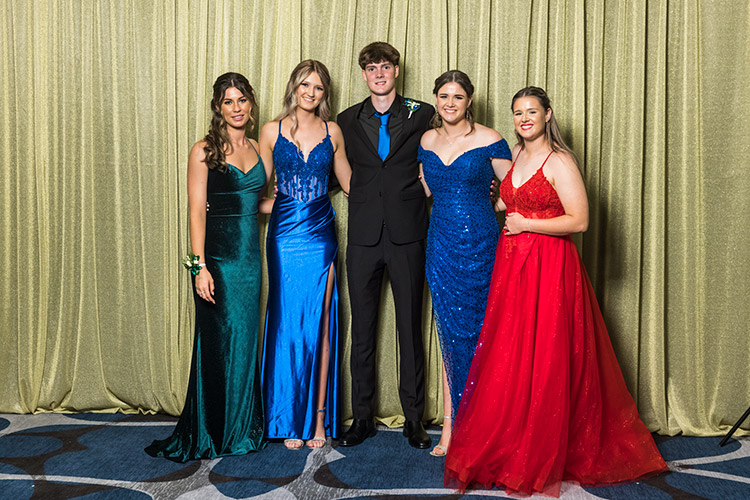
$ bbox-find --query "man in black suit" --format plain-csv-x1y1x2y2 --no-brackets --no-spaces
337,42,434,449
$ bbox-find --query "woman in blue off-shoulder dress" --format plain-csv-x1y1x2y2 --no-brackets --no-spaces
418,70,511,457
258,60,351,450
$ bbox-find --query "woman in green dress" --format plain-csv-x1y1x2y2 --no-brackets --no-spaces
146,72,271,462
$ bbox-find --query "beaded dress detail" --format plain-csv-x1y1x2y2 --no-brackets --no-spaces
445,153,667,496
262,121,341,440
418,139,511,417
274,128,331,202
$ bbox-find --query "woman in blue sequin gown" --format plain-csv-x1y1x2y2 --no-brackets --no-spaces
258,60,351,450
146,73,269,462
417,71,512,457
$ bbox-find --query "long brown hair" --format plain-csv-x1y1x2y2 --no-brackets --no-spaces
275,60,332,146
203,72,257,173
430,70,476,134
511,86,577,163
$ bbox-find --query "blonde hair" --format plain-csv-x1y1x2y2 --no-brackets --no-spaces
275,60,332,145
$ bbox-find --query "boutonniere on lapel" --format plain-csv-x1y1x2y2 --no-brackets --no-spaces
404,99,420,119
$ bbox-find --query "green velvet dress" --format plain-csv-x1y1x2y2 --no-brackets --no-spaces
146,159,267,462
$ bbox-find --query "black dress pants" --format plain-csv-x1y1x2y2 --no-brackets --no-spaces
346,225,426,421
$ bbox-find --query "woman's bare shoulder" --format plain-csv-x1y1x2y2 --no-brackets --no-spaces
420,128,439,148
190,140,208,160
472,123,504,147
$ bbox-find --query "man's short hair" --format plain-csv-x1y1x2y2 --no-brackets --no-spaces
358,42,400,69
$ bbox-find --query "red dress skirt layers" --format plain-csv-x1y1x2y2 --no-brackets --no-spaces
444,160,667,497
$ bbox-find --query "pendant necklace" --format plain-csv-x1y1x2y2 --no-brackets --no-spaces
443,125,470,147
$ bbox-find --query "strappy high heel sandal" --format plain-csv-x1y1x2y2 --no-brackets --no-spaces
430,416,451,457
307,408,327,448
284,439,304,450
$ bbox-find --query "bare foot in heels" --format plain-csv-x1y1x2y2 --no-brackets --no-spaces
430,415,451,457
307,408,327,448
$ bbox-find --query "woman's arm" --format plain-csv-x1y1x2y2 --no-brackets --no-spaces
419,163,431,197
504,152,589,236
329,122,352,194
493,191,506,212
490,157,512,181
418,130,436,198
488,138,515,212
491,157,511,212
187,141,215,303
257,122,277,214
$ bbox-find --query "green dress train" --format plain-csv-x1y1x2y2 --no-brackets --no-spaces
146,154,266,462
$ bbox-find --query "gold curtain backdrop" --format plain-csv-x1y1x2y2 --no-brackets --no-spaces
1,0,748,436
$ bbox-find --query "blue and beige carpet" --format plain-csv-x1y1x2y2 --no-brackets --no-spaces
0,413,749,499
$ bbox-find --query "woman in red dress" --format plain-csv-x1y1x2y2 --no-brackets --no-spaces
444,87,667,497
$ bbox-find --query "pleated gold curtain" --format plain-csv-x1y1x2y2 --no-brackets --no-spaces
1,0,748,436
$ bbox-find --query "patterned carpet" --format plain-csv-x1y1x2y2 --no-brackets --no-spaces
0,413,749,499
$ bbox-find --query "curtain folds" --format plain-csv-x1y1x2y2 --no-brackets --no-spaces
2,0,748,436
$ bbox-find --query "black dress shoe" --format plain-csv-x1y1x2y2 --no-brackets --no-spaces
403,420,431,449
339,419,376,447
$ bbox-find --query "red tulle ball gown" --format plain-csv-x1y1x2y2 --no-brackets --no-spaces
444,154,667,497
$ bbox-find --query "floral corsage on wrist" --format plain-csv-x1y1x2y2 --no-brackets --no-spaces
404,99,421,119
183,253,205,276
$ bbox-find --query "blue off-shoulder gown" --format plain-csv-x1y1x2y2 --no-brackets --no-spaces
418,139,511,417
262,122,340,440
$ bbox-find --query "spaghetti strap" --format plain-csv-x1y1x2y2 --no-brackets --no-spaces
509,149,554,189
539,150,554,170
324,120,329,137
247,138,261,160
515,148,554,172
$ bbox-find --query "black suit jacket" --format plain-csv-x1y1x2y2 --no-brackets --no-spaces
338,95,435,246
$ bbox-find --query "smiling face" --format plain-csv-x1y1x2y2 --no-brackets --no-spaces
296,71,325,113
362,60,399,97
512,96,551,142
220,86,252,130
435,82,472,125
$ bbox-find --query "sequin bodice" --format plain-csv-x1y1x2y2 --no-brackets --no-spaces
273,123,333,203
499,158,565,219
419,140,511,235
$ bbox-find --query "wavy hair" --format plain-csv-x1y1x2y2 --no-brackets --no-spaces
358,42,400,69
511,86,577,163
275,60,332,145
203,72,257,173
429,70,476,134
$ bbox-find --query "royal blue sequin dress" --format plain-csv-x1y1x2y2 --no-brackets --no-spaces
418,139,511,417
262,121,340,440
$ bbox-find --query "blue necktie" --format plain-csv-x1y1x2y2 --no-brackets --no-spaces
375,112,390,162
